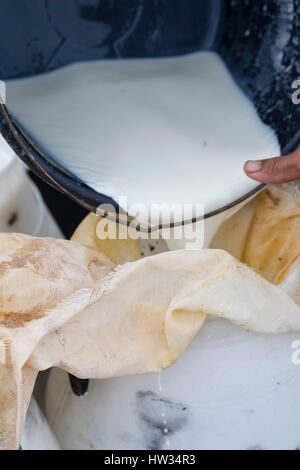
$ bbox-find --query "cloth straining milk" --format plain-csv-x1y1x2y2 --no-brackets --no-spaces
6,52,279,222
0,183,300,449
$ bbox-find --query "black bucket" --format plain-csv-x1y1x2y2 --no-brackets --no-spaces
0,0,299,219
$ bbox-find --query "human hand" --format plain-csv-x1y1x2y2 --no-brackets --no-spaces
244,148,300,184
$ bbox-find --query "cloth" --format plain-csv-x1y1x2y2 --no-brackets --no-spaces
0,184,300,449
210,183,300,294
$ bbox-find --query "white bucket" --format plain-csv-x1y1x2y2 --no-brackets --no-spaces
0,136,63,449
0,137,63,238
21,398,60,450
44,321,300,450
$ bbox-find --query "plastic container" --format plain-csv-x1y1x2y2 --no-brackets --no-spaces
0,136,62,238
0,0,299,226
21,398,60,451
44,312,300,450
0,137,62,450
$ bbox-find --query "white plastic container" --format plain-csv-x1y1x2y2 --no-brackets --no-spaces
21,398,60,450
44,319,300,450
0,136,62,238
0,136,62,449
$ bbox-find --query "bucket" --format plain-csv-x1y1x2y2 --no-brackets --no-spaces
44,324,300,450
0,135,63,238
0,0,299,240
21,398,60,450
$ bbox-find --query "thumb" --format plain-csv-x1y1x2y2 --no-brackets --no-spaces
244,149,300,184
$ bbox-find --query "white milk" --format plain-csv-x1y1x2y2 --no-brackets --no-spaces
6,52,279,224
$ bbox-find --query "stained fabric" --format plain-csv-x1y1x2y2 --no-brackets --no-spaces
0,184,300,449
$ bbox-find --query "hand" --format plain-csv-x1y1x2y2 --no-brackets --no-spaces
244,148,300,184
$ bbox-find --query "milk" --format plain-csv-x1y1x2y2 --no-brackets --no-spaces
6,52,279,225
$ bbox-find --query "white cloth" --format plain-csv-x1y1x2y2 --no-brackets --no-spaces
0,184,300,449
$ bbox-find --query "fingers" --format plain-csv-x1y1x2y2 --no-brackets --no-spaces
244,149,300,184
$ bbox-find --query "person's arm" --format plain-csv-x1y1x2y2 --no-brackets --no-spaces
244,148,300,184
